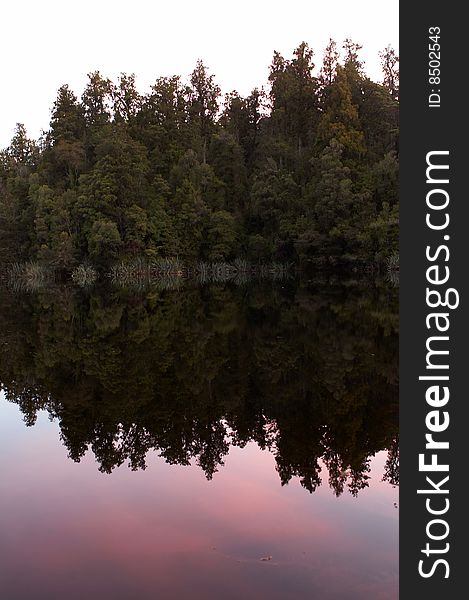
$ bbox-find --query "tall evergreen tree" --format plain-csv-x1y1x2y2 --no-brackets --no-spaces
186,60,220,163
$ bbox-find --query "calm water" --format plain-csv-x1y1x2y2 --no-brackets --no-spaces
0,279,398,599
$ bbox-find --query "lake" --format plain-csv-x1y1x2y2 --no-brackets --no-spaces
0,277,398,599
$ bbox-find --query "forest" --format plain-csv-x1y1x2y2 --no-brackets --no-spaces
0,40,399,271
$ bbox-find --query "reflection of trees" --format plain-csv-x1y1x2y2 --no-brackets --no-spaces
0,280,398,495
383,436,399,488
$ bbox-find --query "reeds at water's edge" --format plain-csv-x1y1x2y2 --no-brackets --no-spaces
3,258,294,291
386,252,399,287
71,264,98,287
109,258,293,287
2,254,399,291
6,261,54,292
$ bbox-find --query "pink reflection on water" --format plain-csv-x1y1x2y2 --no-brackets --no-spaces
0,399,398,600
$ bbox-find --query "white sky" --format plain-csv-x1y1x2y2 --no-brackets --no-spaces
1,0,398,148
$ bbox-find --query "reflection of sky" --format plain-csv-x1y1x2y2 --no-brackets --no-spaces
0,393,398,600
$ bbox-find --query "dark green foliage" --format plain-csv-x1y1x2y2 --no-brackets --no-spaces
0,42,399,268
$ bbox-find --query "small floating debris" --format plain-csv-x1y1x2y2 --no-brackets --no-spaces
260,556,272,561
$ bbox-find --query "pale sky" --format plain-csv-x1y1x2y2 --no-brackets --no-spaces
1,0,398,148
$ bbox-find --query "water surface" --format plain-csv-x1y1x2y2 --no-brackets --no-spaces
0,279,398,599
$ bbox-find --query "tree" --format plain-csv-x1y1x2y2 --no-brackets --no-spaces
372,152,399,207
249,160,300,258
208,131,246,211
146,177,179,257
172,179,208,259
82,71,113,128
221,88,264,169
88,219,122,265
342,38,364,74
298,139,373,262
50,85,85,142
0,125,37,258
268,42,318,155
112,73,142,122
316,66,365,159
379,45,399,99
205,210,238,261
319,38,339,89
7,124,38,174
186,60,220,163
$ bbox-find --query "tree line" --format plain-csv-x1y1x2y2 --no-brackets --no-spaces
0,40,399,269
